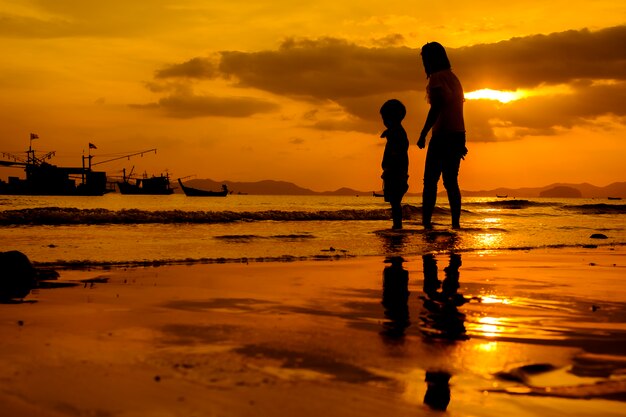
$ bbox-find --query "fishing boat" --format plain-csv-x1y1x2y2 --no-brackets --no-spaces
0,135,109,196
608,197,622,201
372,191,384,197
1,136,163,196
178,179,228,197
496,194,508,198
117,169,174,195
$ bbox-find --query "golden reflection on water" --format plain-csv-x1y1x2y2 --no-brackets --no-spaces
474,214,504,249
466,341,506,376
480,296,511,305
475,341,499,352
470,316,508,338
481,217,502,224
475,233,504,249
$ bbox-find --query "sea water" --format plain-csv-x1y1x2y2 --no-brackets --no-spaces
0,194,624,266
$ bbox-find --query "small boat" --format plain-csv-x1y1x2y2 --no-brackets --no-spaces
373,191,384,197
608,197,622,201
496,194,508,198
178,179,228,197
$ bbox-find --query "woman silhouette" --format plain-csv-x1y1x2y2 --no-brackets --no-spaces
417,42,467,229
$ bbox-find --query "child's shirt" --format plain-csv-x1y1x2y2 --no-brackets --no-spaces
381,125,409,176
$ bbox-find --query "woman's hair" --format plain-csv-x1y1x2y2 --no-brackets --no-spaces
380,99,406,122
421,42,451,78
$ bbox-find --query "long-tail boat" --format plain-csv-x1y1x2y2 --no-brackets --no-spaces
178,179,228,197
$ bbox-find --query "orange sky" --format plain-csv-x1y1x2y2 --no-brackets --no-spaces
0,1,625,192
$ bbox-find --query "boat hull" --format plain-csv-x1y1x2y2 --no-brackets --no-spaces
0,167,108,196
117,181,174,195
178,179,228,197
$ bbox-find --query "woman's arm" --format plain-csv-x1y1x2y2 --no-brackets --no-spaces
417,86,443,149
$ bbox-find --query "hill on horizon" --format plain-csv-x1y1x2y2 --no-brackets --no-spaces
180,179,626,198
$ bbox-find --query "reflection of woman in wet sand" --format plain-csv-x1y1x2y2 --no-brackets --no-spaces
420,253,468,340
417,42,467,229
419,253,467,412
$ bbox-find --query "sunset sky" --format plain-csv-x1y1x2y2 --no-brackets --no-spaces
0,1,625,192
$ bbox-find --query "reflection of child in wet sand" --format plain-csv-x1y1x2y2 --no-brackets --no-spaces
424,371,451,411
379,99,409,229
380,256,410,341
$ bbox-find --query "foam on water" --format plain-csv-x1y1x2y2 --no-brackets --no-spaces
0,195,624,266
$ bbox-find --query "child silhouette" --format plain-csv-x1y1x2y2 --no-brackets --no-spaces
380,99,409,229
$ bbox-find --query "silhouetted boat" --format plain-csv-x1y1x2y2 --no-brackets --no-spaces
373,191,384,197
0,136,109,196
608,197,622,200
496,194,508,198
117,169,173,195
178,179,228,197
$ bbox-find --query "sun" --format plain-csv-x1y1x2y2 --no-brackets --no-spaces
464,89,525,103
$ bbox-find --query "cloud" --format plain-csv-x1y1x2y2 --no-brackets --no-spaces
0,13,80,38
157,26,626,97
218,38,418,101
0,1,192,38
493,80,626,129
130,92,279,119
454,25,626,90
151,25,626,139
159,37,418,100
465,80,626,140
155,57,218,79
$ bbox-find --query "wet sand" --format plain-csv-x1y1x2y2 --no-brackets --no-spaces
1,248,625,417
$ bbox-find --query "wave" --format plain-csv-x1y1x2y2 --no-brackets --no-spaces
0,206,426,225
1,202,623,226
466,199,558,209
214,233,316,242
465,199,626,215
562,203,626,214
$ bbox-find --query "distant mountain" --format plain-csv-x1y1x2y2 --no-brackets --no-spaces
539,186,582,198
464,182,626,198
180,179,366,196
178,178,626,198
324,187,367,196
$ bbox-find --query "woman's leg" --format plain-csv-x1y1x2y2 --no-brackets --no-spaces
442,155,462,228
422,145,441,228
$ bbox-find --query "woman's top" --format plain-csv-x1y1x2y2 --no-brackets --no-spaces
427,69,465,134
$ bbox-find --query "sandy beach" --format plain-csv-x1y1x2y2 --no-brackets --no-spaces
1,247,625,417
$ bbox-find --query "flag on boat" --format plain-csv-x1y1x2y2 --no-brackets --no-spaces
30,133,39,140
89,142,97,149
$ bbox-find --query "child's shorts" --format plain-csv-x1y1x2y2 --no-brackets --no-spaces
382,173,409,203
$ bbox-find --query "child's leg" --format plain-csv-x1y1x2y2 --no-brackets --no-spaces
391,200,403,229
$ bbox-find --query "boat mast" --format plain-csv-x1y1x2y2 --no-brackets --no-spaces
81,143,95,184
27,133,36,167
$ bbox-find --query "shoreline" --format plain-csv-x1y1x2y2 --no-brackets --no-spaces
1,247,625,416
29,241,626,270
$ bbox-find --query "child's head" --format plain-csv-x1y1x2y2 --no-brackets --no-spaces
380,99,406,127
